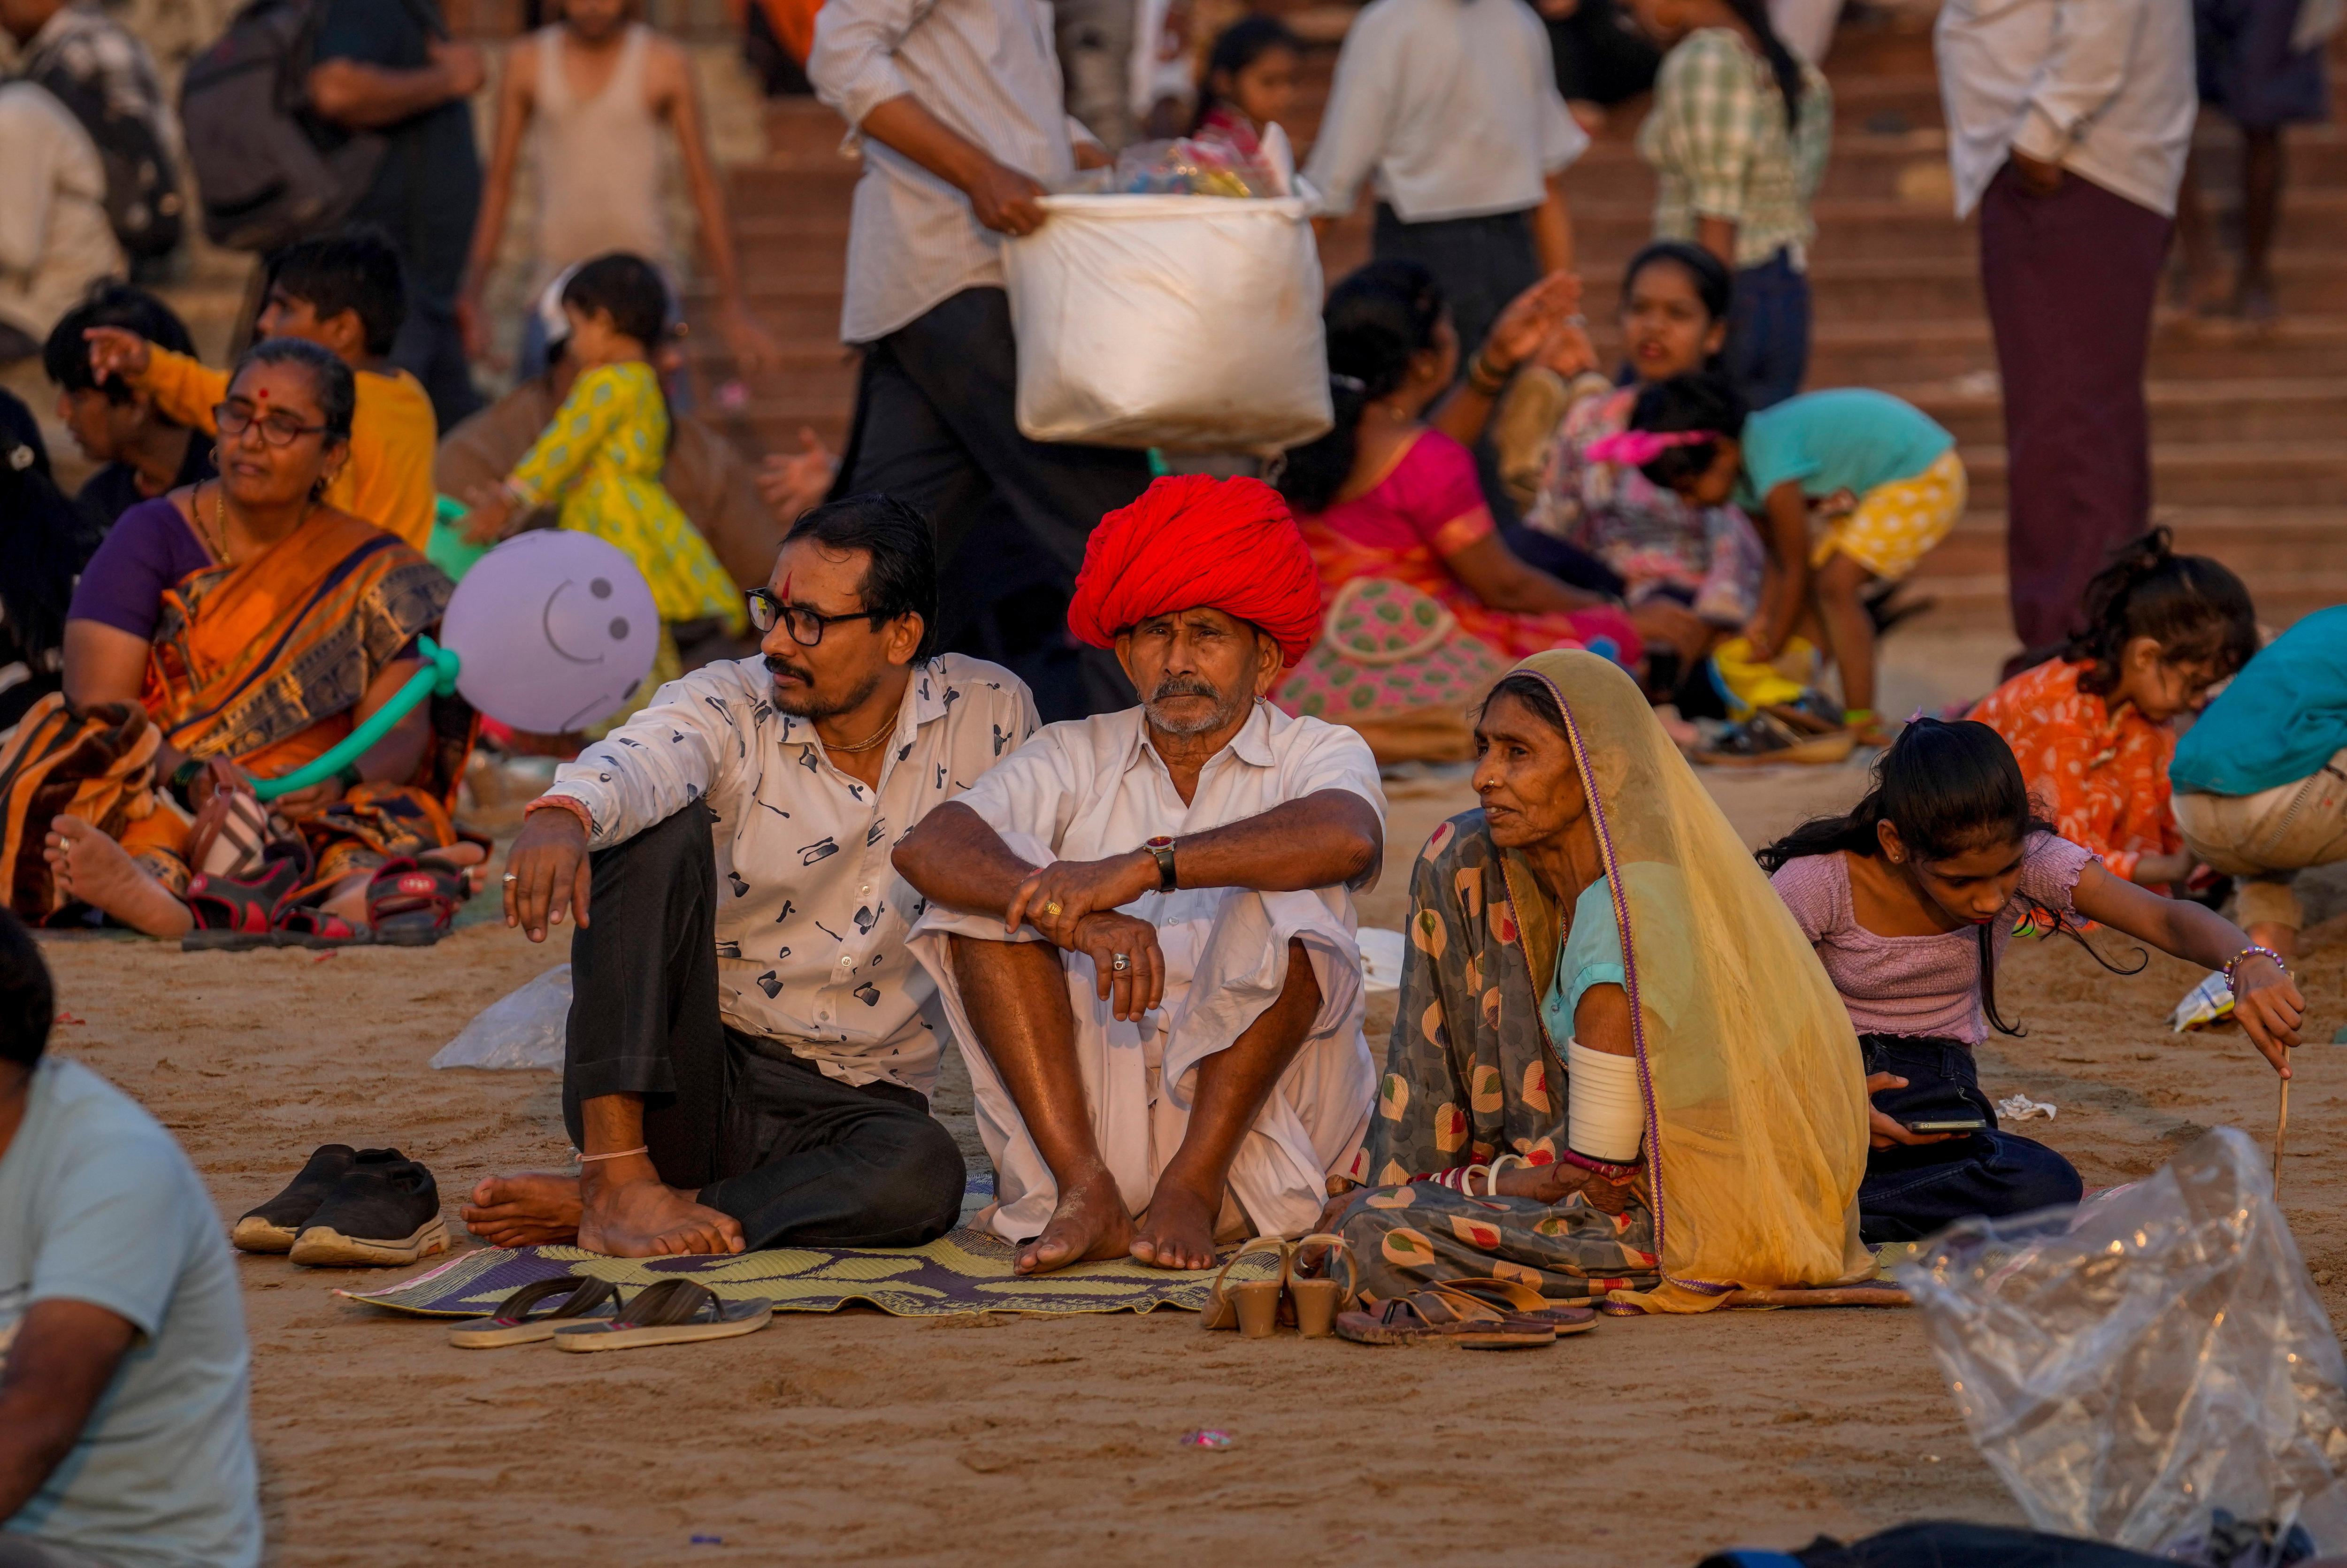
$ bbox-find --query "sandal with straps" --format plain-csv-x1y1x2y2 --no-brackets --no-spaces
183,840,312,951
549,1278,772,1353
1334,1287,1556,1349
366,857,469,947
448,1275,621,1348
274,900,374,950
1287,1232,1358,1339
1439,1275,1600,1335
1198,1236,1289,1337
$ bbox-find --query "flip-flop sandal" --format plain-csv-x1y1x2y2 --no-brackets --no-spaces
366,857,468,947
1287,1232,1358,1339
1438,1276,1600,1335
448,1275,621,1348
1695,712,1857,769
1197,1236,1289,1337
183,840,312,951
1334,1288,1555,1349
550,1278,772,1353
273,901,375,950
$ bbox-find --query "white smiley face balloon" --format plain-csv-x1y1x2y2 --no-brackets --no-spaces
439,530,662,733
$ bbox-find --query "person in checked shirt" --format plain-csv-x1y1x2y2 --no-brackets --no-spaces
466,495,1038,1258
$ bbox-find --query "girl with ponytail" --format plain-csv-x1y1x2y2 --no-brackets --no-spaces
1970,527,2259,889
1761,718,2302,1242
1631,0,1831,409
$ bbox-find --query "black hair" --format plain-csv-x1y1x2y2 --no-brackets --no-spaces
1626,371,1748,490
2061,527,2259,699
1721,0,1808,130
561,253,672,348
264,227,408,358
1189,15,1303,134
1480,671,1569,737
0,908,54,1068
783,492,942,661
232,337,358,442
1621,239,1734,329
1278,259,1445,515
44,280,195,406
1757,719,2141,1036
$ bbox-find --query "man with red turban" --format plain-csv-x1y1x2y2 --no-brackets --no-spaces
894,475,1386,1275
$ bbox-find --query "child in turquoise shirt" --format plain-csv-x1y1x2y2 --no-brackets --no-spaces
1615,374,1966,743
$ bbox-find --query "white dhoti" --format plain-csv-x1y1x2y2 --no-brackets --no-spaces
907,830,1376,1246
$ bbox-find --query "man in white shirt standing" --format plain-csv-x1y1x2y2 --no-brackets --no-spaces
806,0,1153,720
1936,0,2196,660
894,476,1385,1276
1304,0,1590,365
469,496,1038,1258
0,77,122,365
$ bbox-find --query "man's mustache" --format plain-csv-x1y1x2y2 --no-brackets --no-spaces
766,654,814,683
1149,676,1220,702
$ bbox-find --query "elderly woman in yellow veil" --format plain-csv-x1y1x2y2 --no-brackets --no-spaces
1327,649,1875,1323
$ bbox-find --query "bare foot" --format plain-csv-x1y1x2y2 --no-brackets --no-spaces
1014,1164,1135,1275
44,815,192,939
576,1173,744,1258
422,840,490,897
461,1170,583,1247
1129,1174,1220,1271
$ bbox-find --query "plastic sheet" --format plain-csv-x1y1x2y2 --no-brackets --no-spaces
431,965,571,1070
1896,1127,2347,1554
1002,194,1332,451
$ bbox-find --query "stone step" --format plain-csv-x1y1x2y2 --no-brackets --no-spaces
1893,377,2347,446
1957,440,2347,510
1912,505,2341,577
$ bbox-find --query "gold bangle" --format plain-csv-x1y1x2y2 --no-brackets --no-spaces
1466,352,1509,396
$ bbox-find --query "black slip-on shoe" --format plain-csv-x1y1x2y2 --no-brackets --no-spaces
232,1144,362,1253
288,1154,449,1268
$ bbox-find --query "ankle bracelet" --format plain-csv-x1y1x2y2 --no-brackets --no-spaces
574,1145,650,1164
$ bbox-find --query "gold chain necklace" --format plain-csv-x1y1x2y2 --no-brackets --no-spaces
202,480,234,565
823,718,896,755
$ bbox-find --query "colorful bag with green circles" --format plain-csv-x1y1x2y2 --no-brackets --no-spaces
1276,578,1504,762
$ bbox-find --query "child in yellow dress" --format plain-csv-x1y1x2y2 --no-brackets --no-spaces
459,253,745,724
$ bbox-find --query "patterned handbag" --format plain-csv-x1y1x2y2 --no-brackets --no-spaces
1275,578,1505,763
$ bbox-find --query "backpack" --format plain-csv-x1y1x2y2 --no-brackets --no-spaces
177,0,385,253
21,36,185,260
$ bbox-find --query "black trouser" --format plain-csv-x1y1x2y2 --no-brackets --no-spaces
1857,1033,2081,1245
831,285,1153,720
563,803,966,1250
388,286,481,433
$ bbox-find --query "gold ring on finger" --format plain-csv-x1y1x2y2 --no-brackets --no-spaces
1043,900,1064,918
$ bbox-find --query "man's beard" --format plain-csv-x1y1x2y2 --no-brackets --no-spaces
1142,673,1249,736
767,654,884,722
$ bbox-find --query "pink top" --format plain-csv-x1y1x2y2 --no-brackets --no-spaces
1768,835,2098,1043
1302,429,1494,561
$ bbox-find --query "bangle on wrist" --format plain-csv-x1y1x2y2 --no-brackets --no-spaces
2224,944,2288,993
1465,351,1509,396
524,794,594,836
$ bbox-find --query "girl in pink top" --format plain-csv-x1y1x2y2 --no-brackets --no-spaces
1760,719,2304,1243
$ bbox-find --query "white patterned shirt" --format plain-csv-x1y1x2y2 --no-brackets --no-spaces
545,653,1039,1093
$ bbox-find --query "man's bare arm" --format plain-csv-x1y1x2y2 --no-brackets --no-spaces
1159,791,1383,894
460,34,537,348
308,41,484,130
0,1300,137,1520
893,801,1047,922
858,94,1047,235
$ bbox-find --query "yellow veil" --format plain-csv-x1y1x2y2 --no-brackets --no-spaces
1512,650,1873,1312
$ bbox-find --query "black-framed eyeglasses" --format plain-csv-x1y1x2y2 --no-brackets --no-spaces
746,588,877,647
213,403,330,447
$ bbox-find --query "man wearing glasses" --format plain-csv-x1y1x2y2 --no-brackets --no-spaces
464,493,1037,1259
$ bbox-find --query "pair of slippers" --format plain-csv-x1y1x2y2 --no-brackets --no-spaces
184,846,471,952
448,1276,773,1354
1335,1276,1600,1349
232,1144,450,1267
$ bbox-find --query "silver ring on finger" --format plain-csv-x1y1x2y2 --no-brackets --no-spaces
1111,952,1130,972
502,872,519,883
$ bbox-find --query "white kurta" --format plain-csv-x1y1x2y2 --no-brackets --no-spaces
908,702,1386,1244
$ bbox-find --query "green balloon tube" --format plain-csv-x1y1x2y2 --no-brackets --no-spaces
247,636,462,801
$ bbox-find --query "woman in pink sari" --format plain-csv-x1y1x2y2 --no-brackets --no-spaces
1274,261,1666,760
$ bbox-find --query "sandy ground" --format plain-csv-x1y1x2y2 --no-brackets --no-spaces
29,633,2347,1567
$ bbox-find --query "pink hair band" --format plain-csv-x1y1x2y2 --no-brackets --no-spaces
1583,428,1720,466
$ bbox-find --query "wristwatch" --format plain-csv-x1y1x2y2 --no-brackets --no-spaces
1144,835,1179,892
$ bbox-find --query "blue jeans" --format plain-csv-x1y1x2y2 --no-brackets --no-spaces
1857,1033,2081,1245
1724,249,1811,410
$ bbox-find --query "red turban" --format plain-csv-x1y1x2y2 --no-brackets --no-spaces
1066,474,1323,666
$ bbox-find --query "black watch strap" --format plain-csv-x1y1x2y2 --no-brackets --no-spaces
1146,836,1178,892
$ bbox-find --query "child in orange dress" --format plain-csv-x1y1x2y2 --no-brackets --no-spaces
1967,528,2259,888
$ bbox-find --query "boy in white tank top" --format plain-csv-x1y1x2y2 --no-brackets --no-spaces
463,0,780,378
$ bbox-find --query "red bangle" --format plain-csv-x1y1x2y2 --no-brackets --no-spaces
1560,1148,1641,1181
523,794,593,835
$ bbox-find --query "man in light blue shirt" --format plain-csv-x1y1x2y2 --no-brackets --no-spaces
2170,606,2347,966
0,910,260,1568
